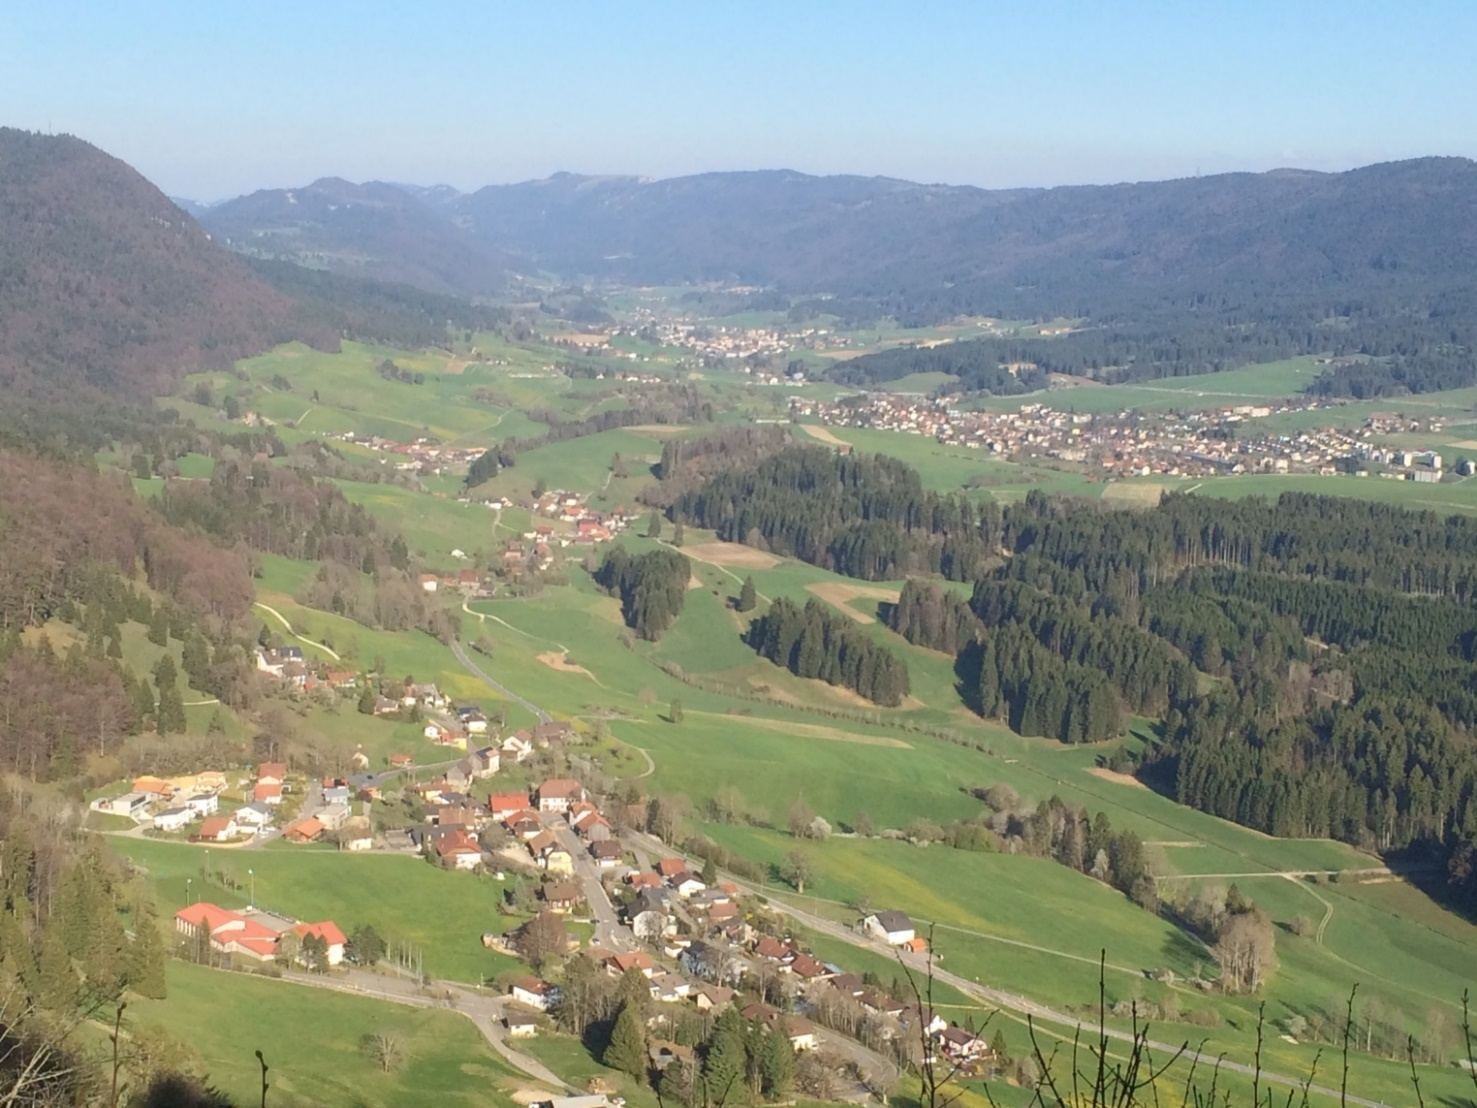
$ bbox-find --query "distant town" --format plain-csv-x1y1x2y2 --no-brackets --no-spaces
789,393,1465,482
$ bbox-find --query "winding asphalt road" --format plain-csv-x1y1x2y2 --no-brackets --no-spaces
451,639,552,724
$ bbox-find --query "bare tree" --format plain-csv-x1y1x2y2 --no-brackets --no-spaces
361,1031,403,1073
513,911,569,972
1213,911,1277,994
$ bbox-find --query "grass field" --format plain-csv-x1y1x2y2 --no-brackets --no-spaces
115,839,528,983
112,331,1477,1105
124,962,521,1106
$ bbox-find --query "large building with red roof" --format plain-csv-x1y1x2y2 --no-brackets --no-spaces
175,903,345,965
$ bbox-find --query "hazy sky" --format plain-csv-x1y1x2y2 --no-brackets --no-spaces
3,0,1472,200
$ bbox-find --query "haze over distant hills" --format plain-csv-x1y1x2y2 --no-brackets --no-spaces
192,159,1477,317
204,177,504,297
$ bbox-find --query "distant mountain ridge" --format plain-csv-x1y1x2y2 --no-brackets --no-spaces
203,177,504,296
200,159,1477,317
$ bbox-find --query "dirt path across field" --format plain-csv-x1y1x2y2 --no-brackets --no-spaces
804,582,900,624
797,423,851,448
253,602,341,660
537,651,601,686
682,541,781,569
1087,766,1150,789
690,710,911,748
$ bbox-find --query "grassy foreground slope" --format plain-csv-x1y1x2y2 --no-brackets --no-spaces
126,962,520,1107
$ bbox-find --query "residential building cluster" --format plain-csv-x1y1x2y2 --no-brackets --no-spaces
320,432,487,476
482,774,992,1070
790,393,1462,482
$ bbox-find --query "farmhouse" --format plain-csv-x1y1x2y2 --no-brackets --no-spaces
505,1007,540,1037
197,815,239,842
536,778,585,813
740,1002,818,1051
291,921,347,965
488,792,531,821
509,976,560,1011
339,817,374,851
435,831,483,870
589,839,625,867
252,783,283,806
862,910,916,945
540,881,582,913
284,817,325,844
256,763,288,786
670,873,706,898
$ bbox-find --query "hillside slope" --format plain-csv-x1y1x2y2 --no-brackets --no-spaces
451,160,1477,313
203,177,504,297
0,128,334,399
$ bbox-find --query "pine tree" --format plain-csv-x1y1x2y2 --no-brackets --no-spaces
38,926,77,1012
672,517,685,547
758,1025,795,1099
127,901,169,999
702,1007,748,1107
157,682,187,736
0,910,37,993
52,864,98,961
669,698,684,724
358,683,377,715
147,608,169,646
86,906,128,1001
989,1028,1011,1069
646,512,663,539
604,999,649,1079
737,576,757,613
133,674,156,721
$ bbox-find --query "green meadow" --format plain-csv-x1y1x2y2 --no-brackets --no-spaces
102,329,1477,1104
115,838,527,984
124,962,521,1107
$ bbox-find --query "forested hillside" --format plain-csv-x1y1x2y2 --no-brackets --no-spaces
680,445,1477,909
0,128,330,400
671,445,999,580
448,161,1477,311
204,177,506,297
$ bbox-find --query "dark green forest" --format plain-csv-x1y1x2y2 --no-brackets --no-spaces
684,448,1477,911
746,596,911,707
595,546,691,641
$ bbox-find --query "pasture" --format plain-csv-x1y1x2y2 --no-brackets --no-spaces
115,838,528,983
124,962,520,1107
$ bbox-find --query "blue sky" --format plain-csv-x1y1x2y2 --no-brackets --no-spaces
2,0,1472,199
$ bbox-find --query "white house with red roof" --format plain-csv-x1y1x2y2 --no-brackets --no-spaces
292,920,347,965
252,782,283,806
256,763,288,786
488,792,531,822
536,778,585,813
